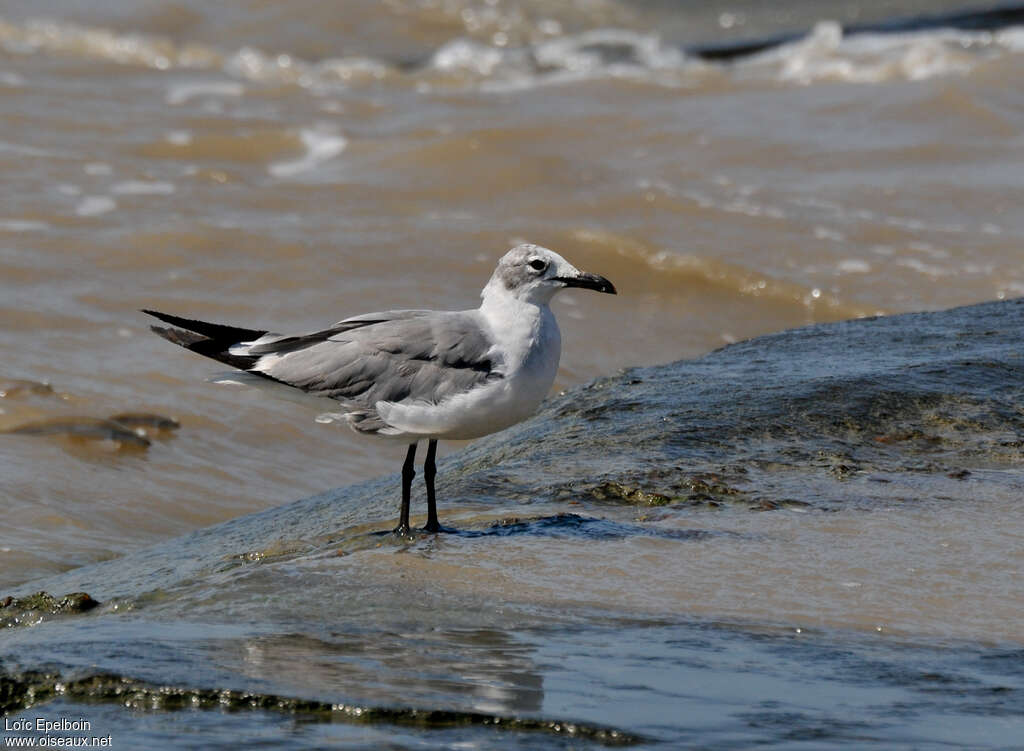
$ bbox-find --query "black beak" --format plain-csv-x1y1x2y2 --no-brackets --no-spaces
556,271,617,295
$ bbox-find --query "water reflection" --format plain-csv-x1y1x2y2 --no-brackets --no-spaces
231,627,544,715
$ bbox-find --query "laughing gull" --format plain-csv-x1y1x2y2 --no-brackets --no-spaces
145,244,616,535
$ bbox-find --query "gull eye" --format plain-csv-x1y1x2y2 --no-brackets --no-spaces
528,259,548,272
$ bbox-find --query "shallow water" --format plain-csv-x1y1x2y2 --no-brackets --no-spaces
2,0,1024,746
5,618,1022,749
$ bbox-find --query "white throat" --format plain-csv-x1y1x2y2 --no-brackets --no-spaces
479,282,561,377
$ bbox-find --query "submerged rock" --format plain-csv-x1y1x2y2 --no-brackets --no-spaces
107,412,180,431
4,412,178,449
585,481,674,506
6,417,151,447
0,591,99,628
0,670,643,744
0,379,55,399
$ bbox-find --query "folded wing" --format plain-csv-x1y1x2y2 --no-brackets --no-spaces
146,309,502,434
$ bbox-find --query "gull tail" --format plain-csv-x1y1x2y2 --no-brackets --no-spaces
142,309,268,371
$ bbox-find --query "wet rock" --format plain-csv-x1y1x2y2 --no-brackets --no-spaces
0,379,55,398
826,461,860,481
4,409,179,450
454,297,1024,516
686,4,1024,61
0,377,178,449
571,472,748,510
107,412,180,431
746,498,814,513
227,539,313,566
0,591,99,628
680,474,745,501
586,481,673,506
4,298,1024,746
6,417,151,448
0,670,645,745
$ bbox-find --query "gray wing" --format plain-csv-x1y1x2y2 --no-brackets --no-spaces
243,310,502,433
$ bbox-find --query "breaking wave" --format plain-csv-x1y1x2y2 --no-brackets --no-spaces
1,15,1022,93
0,17,391,88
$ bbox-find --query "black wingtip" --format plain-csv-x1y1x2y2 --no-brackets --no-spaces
147,322,263,372
142,309,201,330
140,309,268,343
149,324,206,349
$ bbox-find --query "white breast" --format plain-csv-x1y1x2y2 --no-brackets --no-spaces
373,299,562,440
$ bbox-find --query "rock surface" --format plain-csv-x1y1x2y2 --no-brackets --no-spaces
3,298,1023,748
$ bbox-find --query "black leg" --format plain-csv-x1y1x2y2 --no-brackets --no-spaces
423,439,439,533
395,442,417,536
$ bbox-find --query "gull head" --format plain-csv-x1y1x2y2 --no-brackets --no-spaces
483,244,617,305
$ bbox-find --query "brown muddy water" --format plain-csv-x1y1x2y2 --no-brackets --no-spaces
2,0,1024,747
